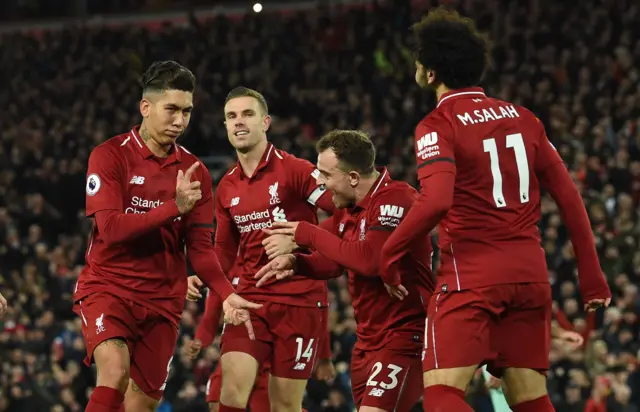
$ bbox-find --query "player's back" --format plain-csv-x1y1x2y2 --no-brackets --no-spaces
216,144,328,308
419,88,549,289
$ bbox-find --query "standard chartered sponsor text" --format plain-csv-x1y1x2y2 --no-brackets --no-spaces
234,209,281,233
125,196,163,214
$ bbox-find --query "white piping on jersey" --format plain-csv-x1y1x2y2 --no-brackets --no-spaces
179,144,190,155
120,136,131,146
436,91,486,108
431,293,441,368
227,144,281,176
228,167,238,175
371,169,388,194
130,129,144,148
264,145,275,161
450,243,461,291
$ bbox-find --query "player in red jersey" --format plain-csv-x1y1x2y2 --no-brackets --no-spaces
378,8,612,412
203,87,336,412
74,62,260,412
255,130,434,412
186,287,334,412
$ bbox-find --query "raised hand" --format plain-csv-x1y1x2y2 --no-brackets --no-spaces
254,254,296,288
0,293,7,318
175,162,202,215
262,221,299,237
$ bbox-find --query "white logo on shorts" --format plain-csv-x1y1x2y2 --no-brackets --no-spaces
293,362,307,371
368,388,385,397
95,313,105,334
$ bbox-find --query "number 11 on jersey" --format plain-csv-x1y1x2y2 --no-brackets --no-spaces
483,133,530,208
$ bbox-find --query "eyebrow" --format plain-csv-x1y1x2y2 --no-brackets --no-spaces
226,109,256,117
165,104,193,111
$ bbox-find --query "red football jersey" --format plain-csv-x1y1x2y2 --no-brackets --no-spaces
296,169,433,352
415,87,561,290
76,126,215,326
215,143,334,307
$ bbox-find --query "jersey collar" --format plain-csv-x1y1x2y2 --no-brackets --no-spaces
351,167,390,212
236,142,277,180
436,87,486,108
130,125,183,165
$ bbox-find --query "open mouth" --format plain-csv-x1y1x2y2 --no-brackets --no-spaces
234,130,249,136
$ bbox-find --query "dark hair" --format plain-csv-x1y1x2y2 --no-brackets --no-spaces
140,61,196,94
412,7,490,89
316,130,376,175
225,86,269,114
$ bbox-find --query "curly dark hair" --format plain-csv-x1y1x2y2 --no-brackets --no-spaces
140,60,196,94
412,7,490,89
316,130,376,176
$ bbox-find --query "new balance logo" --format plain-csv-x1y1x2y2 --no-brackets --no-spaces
293,362,307,371
231,197,240,206
368,388,385,397
417,132,438,151
130,176,145,185
379,205,404,218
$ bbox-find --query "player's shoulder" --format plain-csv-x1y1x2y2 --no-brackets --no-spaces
370,178,417,206
278,148,314,168
177,144,212,183
487,97,539,122
91,132,133,158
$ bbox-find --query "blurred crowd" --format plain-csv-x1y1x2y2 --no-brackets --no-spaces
1,0,639,411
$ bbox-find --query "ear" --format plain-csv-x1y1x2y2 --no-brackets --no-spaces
263,114,272,132
348,171,360,187
140,98,151,118
427,69,437,85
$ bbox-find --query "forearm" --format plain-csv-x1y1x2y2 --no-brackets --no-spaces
94,203,181,245
380,172,454,284
188,229,235,301
294,252,343,280
295,222,381,276
540,163,610,300
194,291,223,347
213,217,239,272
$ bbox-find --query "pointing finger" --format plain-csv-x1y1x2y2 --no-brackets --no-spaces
244,319,256,340
184,162,201,181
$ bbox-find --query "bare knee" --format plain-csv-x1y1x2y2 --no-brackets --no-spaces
502,368,547,405
268,376,306,412
359,407,388,412
220,352,259,408
423,365,478,391
124,379,159,412
209,402,219,412
93,338,131,393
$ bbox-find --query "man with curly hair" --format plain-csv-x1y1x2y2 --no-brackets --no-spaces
379,7,611,412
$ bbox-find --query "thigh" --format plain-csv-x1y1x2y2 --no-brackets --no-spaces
220,306,272,367
423,288,499,372
360,349,423,412
206,363,223,404
129,314,179,400
492,283,552,375
74,292,136,366
271,304,325,380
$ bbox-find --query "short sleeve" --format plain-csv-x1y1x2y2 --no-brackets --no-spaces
367,187,417,231
85,146,124,216
288,155,334,211
186,161,214,227
414,120,456,181
533,118,564,173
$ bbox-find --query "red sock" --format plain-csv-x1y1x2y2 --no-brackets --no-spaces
86,386,125,412
512,395,555,412
219,405,245,412
423,385,473,412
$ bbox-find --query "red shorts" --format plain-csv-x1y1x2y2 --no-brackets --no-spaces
350,346,423,412
206,362,270,411
423,283,551,376
73,292,178,400
221,302,325,380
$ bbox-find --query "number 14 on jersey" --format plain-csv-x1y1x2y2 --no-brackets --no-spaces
483,133,530,208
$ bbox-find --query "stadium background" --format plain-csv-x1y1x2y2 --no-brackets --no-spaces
1,0,639,411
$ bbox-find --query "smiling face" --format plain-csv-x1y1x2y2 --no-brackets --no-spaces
315,149,357,209
224,96,271,154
